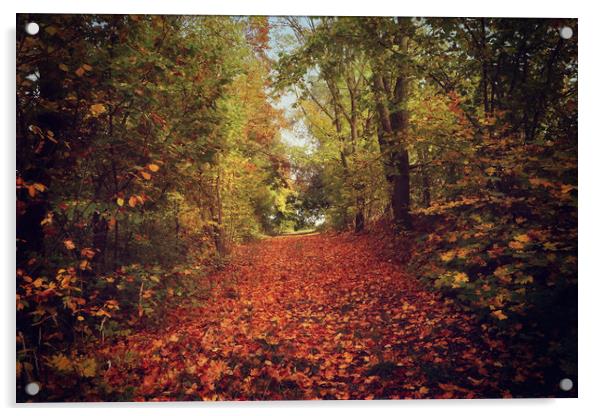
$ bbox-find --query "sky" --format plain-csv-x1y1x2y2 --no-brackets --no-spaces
266,17,316,152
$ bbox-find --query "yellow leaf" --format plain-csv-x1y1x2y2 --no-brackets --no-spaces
82,64,93,71
196,355,209,367
49,354,72,372
89,103,107,117
77,316,84,321
203,359,228,384
95,309,111,318
128,196,137,208
514,234,531,244
560,184,575,194
58,63,69,72
41,212,54,226
456,247,470,259
116,197,124,207
452,272,469,288
33,183,46,192
45,26,58,35
508,241,525,250
515,275,534,285
32,278,44,288
79,358,97,378
493,266,511,282
543,242,557,251
148,163,160,172
80,260,90,270
440,250,455,262
63,240,76,250
140,171,151,180
485,167,495,176
529,178,554,188
491,310,508,320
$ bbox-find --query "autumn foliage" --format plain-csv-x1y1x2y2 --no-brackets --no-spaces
17,15,576,401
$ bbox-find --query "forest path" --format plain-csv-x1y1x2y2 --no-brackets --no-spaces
102,232,510,400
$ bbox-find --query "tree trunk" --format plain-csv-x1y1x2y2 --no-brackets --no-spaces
354,196,365,233
213,161,227,255
372,21,413,231
389,21,413,230
17,56,66,265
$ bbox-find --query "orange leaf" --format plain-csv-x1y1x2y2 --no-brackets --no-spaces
491,310,508,320
81,248,96,259
33,183,46,192
89,103,106,117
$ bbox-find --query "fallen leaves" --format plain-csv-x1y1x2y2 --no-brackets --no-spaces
513,234,531,244
95,233,518,401
48,353,71,372
78,358,97,378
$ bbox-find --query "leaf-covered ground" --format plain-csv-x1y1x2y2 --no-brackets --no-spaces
95,232,530,401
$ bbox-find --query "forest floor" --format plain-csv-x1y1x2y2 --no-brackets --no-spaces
98,232,524,401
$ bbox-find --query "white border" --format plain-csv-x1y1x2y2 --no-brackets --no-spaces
2,1,599,415
3,0,582,17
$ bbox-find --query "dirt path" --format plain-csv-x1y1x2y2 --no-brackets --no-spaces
101,233,512,400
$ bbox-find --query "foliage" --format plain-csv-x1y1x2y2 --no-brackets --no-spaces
17,15,577,401
16,14,290,400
